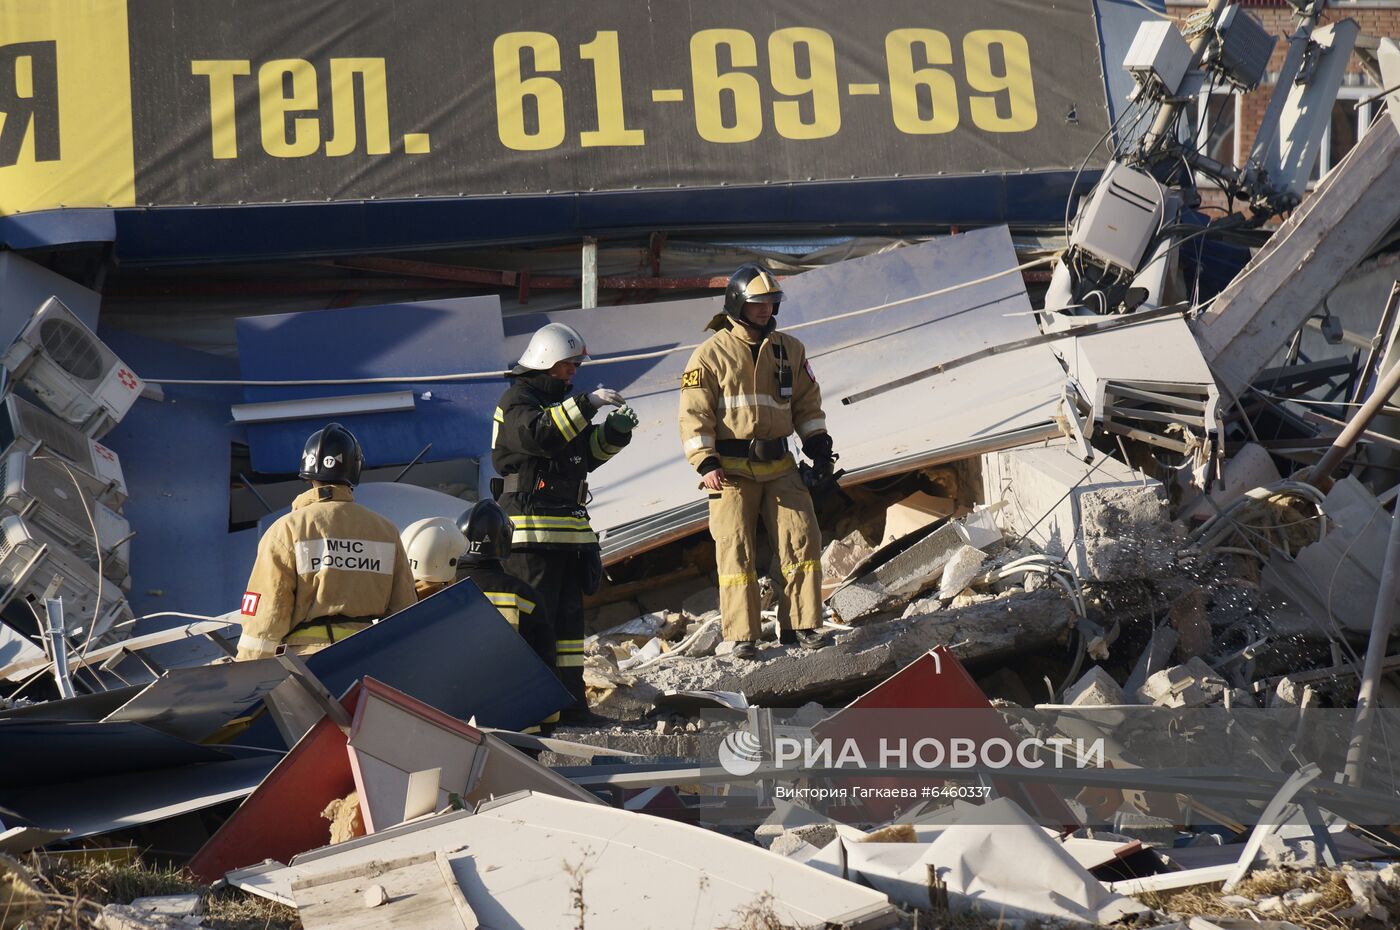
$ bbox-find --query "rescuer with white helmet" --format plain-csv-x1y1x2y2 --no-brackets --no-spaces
400,516,468,599
491,322,638,720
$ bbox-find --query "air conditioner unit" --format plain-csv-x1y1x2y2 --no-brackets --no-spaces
0,394,127,507
1070,161,1165,274
0,297,144,438
0,452,131,581
0,513,130,641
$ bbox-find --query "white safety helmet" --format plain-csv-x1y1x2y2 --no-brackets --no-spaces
511,322,589,374
400,517,468,584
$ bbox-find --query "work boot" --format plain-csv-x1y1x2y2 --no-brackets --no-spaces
795,628,831,651
731,641,758,660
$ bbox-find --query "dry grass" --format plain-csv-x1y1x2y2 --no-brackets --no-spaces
1140,868,1368,930
15,853,300,930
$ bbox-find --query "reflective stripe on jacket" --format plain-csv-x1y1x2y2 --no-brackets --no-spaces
236,485,417,659
678,321,827,476
491,372,632,550
456,562,542,630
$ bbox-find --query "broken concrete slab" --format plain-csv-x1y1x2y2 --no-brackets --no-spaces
1181,442,1283,523
938,544,987,599
1065,666,1128,707
1138,658,1227,708
1124,627,1179,697
982,442,1172,581
624,589,1075,712
828,511,1003,622
680,585,719,618
758,823,839,853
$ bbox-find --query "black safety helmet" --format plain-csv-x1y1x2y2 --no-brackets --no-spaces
723,264,785,323
298,422,364,486
458,499,514,563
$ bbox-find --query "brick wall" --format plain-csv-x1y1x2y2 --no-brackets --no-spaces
1163,2,1398,214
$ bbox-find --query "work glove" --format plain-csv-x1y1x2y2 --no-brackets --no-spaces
802,433,834,465
587,387,625,409
606,404,639,434
800,434,841,495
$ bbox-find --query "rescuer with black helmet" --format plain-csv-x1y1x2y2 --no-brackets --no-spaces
723,263,785,326
236,422,416,659
678,265,836,660
298,422,364,486
453,499,546,641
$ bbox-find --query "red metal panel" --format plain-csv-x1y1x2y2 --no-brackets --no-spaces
813,646,1077,825
188,684,362,883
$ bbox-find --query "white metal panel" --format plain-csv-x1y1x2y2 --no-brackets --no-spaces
266,793,897,929
569,227,1065,550
1053,313,1218,417
231,390,416,424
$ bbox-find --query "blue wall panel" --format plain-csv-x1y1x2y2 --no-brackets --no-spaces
98,328,247,619
235,297,507,474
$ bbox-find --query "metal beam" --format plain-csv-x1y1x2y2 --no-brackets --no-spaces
1197,120,1400,398
230,390,415,424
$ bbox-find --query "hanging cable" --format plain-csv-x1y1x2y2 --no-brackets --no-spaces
140,256,1056,388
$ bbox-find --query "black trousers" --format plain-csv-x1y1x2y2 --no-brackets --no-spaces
506,548,587,708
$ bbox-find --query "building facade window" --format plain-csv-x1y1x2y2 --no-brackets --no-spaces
1311,84,1378,183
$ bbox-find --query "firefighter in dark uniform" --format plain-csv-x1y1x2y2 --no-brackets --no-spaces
454,499,545,643
491,322,638,717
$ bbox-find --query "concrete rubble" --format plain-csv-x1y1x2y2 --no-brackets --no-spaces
5,14,1400,930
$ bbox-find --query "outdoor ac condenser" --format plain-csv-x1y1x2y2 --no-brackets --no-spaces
0,297,145,438
0,513,131,641
1070,161,1165,274
0,394,128,507
0,451,131,582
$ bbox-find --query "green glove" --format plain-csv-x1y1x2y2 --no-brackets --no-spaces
607,404,639,433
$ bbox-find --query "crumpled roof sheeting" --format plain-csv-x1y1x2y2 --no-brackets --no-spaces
572,226,1067,559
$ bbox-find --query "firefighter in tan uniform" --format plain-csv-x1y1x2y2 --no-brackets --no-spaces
678,265,835,660
236,423,417,660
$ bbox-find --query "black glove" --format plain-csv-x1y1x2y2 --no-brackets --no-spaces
803,433,833,464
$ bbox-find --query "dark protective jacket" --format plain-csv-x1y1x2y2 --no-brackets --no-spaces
491,372,632,549
455,560,542,630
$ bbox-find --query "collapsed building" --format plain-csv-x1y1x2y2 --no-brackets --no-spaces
2,0,1400,927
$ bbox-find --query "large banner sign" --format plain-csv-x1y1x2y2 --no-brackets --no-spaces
0,0,1111,216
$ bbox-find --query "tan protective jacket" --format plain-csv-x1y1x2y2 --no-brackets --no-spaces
678,321,827,479
236,485,417,659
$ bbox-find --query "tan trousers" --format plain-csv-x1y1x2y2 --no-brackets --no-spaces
708,468,822,642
